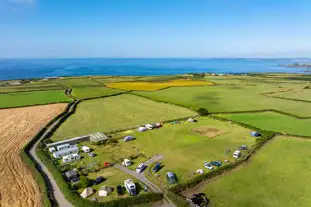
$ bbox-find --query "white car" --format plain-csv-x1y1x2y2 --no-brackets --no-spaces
136,163,146,173
204,162,213,170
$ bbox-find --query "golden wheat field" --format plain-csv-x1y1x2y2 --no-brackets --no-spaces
105,79,214,91
0,104,66,207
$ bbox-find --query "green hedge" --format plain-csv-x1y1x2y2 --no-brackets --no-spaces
20,101,75,207
166,191,189,207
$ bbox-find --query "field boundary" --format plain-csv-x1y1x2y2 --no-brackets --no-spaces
0,87,66,94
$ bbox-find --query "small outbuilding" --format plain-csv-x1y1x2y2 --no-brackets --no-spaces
80,187,94,198
64,170,79,181
90,132,109,144
98,186,112,197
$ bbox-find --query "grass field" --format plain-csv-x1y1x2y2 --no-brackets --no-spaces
106,79,214,91
217,112,311,136
53,77,124,99
198,136,311,207
84,117,253,187
80,167,145,202
268,88,311,101
134,84,311,117
0,90,72,108
0,82,64,93
51,94,195,140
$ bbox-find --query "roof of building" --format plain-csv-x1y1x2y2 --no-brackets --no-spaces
90,132,108,142
53,145,78,157
65,170,78,178
46,135,90,147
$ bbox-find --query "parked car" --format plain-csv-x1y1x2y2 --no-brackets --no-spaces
92,176,105,185
124,135,134,142
166,172,177,184
210,161,222,167
233,150,242,158
204,162,213,170
238,144,248,150
152,163,161,172
88,152,96,157
117,185,123,195
136,163,146,173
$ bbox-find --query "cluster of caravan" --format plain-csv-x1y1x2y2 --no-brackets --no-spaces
49,144,91,163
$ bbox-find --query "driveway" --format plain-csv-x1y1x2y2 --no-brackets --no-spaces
114,155,176,207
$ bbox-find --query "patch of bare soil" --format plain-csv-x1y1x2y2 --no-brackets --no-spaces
191,126,225,138
0,104,66,207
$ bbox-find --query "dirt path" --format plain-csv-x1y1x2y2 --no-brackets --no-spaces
0,104,67,207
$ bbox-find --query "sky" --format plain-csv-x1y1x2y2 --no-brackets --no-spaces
1,0,311,58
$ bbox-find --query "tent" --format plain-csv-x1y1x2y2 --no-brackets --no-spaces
80,187,94,198
98,186,112,197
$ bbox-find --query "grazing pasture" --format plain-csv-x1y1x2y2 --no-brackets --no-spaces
218,112,311,136
106,79,214,91
51,94,195,140
0,104,66,207
134,84,311,116
198,136,311,207
0,90,72,108
99,117,253,186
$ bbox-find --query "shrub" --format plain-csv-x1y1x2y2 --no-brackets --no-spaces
197,108,209,116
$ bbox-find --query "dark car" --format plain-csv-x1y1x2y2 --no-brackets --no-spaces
92,176,105,185
153,163,161,173
210,161,222,167
238,144,248,150
117,185,123,195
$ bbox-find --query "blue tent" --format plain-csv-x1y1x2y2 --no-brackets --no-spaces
251,132,261,137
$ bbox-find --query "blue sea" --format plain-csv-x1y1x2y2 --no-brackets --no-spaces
0,58,310,80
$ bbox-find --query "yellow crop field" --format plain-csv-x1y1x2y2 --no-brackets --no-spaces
105,79,214,91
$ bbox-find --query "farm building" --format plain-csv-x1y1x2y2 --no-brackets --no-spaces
90,132,109,143
62,153,81,163
53,145,79,158
98,186,112,197
80,187,94,198
46,135,90,148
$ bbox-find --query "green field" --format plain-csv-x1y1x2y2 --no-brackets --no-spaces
134,84,311,117
0,90,72,108
217,112,311,136
80,167,145,202
51,94,196,140
77,117,253,187
54,77,123,99
0,82,64,93
268,88,311,101
199,136,311,207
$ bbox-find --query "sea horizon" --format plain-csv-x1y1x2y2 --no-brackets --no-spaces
0,58,310,81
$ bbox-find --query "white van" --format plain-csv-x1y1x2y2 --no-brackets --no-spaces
233,150,242,158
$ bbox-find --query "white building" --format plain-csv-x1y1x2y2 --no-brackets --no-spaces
53,145,79,158
56,143,71,151
62,153,81,163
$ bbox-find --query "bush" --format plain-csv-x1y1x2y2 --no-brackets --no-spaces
197,108,209,116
